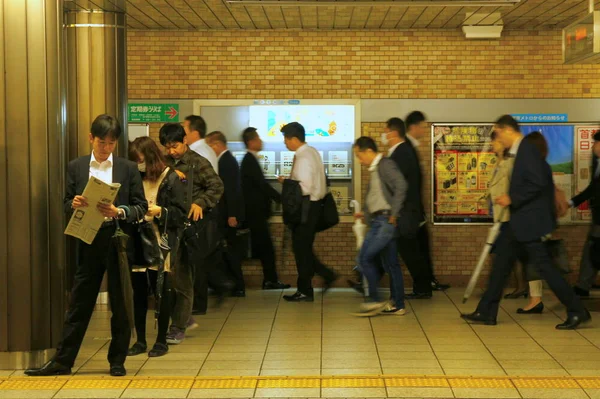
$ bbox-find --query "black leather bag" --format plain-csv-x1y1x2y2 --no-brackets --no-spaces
316,192,339,232
132,208,162,267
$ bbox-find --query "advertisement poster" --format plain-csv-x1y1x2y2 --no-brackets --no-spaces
575,126,600,221
249,105,355,143
328,151,349,176
432,125,494,224
329,186,350,213
520,125,574,224
281,151,295,176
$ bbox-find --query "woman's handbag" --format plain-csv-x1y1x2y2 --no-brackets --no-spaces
133,207,162,267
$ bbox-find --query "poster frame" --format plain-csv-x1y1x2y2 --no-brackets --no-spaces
431,122,588,226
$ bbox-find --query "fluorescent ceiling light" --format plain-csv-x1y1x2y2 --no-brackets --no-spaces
227,0,520,7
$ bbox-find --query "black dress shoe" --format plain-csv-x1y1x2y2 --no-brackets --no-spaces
556,310,591,330
431,279,450,291
517,302,544,314
283,292,314,302
25,360,71,376
574,286,590,298
347,279,364,295
460,312,497,325
263,281,291,290
504,290,528,299
127,342,147,356
110,364,127,377
231,290,246,297
405,292,432,300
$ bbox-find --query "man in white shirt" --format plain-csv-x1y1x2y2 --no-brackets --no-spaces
183,115,219,173
278,122,337,302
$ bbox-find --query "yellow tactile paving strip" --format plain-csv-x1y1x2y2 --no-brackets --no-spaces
0,375,599,390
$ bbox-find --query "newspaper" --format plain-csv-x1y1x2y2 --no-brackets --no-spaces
64,176,121,244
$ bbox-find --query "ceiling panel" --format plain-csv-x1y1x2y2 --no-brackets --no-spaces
67,0,600,30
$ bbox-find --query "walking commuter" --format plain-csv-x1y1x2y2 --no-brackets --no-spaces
240,128,290,290
278,122,338,302
206,131,247,297
183,115,219,173
404,111,451,291
353,137,407,316
126,137,187,358
461,115,590,329
26,115,148,377
158,123,224,344
384,117,432,299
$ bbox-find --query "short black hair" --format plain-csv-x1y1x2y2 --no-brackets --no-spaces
206,131,227,145
242,127,258,147
354,136,378,152
495,115,520,133
405,111,426,130
91,114,122,139
185,115,207,138
594,131,600,142
281,122,305,143
386,117,406,138
159,123,186,146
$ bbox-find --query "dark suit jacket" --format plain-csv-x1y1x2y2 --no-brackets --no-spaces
572,155,600,225
64,154,148,239
218,150,245,223
508,138,556,242
389,141,425,234
241,152,281,225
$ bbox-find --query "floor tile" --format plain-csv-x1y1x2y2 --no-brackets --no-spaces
386,387,455,398
518,388,588,399
383,368,445,375
206,352,264,361
211,344,267,353
0,391,59,399
322,368,383,375
261,359,321,369
54,389,125,398
321,387,387,397
452,388,520,398
120,388,190,398
187,388,255,398
260,368,321,376
438,359,501,369
198,369,260,376
135,369,200,376
264,352,320,361
201,360,262,370
443,368,506,376
254,388,320,397
141,360,204,370
504,368,569,376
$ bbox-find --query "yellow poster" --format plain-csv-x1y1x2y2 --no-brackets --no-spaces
478,152,497,172
436,151,457,173
458,153,478,172
437,203,458,215
437,172,458,191
458,172,477,191
437,191,459,202
479,170,493,190
458,203,478,214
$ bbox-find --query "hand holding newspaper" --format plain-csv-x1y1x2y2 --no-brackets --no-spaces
64,176,121,244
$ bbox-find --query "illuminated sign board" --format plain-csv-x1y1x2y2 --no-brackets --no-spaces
563,11,600,64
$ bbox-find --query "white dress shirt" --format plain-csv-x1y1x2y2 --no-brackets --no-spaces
291,144,327,201
189,139,219,173
509,136,523,158
407,134,419,148
89,152,113,184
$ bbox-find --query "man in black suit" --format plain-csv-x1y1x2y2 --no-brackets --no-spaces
571,135,600,297
241,127,290,290
206,131,247,296
26,115,148,377
385,117,433,299
462,115,590,330
405,111,450,292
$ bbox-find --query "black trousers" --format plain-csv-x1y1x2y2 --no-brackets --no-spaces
55,226,130,368
132,270,172,346
193,249,231,313
397,233,432,295
477,223,586,319
417,224,436,283
221,226,245,292
249,218,279,283
291,201,336,297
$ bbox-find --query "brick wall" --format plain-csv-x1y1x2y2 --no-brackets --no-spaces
130,29,598,287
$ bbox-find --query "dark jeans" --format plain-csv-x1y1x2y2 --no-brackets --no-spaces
55,226,130,368
360,215,405,308
249,219,279,283
291,201,336,297
132,270,172,346
478,223,586,319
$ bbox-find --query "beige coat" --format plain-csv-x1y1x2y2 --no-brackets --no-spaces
488,158,514,223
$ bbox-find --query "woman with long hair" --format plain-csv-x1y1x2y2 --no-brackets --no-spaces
127,137,187,358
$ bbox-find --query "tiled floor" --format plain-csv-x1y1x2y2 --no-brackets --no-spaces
2,287,600,398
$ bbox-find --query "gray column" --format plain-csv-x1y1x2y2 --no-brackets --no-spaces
0,0,67,368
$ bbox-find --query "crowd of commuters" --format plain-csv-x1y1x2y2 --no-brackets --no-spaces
24,112,597,378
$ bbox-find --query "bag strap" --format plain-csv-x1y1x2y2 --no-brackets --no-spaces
187,163,195,211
